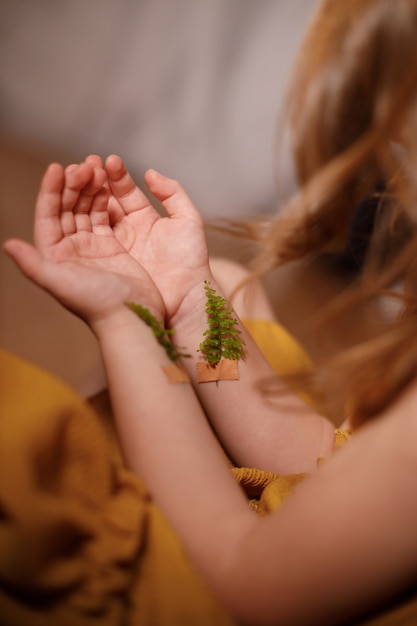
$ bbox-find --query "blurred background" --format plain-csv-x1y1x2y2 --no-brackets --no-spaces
0,0,317,391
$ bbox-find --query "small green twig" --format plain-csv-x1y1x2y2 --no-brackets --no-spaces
126,302,191,362
198,281,246,366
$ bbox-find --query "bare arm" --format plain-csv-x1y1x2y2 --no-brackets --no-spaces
46,285,417,625
6,161,417,625
90,319,417,626
171,277,334,473
216,392,417,625
106,330,417,625
102,155,335,474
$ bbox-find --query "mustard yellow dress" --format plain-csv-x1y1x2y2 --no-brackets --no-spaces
0,320,348,626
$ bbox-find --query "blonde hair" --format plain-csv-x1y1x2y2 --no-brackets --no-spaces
263,0,417,265
248,0,417,425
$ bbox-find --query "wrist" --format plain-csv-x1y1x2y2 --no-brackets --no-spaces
169,275,247,371
90,304,152,340
88,303,135,340
169,273,219,337
91,303,188,367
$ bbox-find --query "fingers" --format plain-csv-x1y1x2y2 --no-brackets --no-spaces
89,187,113,235
84,154,104,169
144,168,202,223
106,154,155,217
61,162,94,223
63,163,107,232
33,163,66,248
106,154,202,225
33,158,110,251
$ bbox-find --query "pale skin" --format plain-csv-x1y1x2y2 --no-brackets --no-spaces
4,161,417,625
95,153,335,474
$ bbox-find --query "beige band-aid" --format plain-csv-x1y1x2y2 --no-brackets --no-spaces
196,359,239,383
162,364,191,384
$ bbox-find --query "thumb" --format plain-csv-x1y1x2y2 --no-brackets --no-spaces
3,239,49,287
144,169,202,222
4,239,77,310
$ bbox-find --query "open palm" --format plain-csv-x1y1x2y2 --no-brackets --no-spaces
86,155,210,322
5,162,164,324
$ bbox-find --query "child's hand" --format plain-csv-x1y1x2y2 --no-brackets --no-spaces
4,162,164,328
84,154,211,327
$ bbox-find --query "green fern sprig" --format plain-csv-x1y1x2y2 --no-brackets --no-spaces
198,281,246,366
126,302,190,363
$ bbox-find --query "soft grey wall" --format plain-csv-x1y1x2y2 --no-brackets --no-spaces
0,0,316,217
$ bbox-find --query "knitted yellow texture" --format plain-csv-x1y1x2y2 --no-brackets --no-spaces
233,429,351,516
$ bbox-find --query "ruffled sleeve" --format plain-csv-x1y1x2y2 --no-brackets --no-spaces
233,429,352,516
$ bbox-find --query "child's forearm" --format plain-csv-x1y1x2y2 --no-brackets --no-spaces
91,306,255,566
170,277,335,474
88,310,417,625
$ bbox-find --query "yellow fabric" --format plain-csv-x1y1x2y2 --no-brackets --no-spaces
333,428,352,449
232,430,351,516
242,317,325,413
236,319,352,515
232,467,307,515
0,320,349,625
0,349,233,626
242,318,312,376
